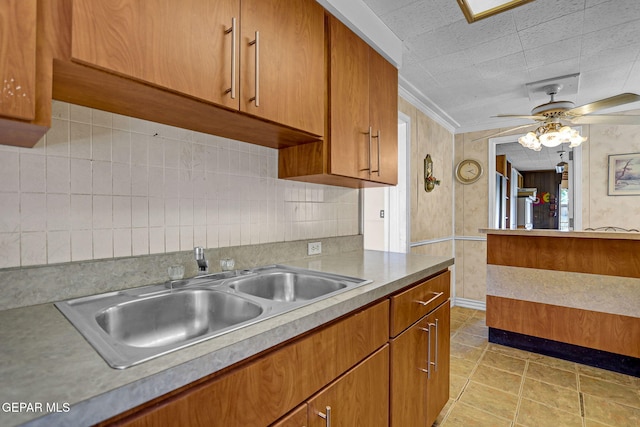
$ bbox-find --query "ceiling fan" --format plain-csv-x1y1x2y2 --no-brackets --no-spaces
483,85,640,148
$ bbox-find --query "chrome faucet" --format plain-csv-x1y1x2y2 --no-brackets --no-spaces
194,247,209,274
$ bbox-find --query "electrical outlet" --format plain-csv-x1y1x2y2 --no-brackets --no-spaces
307,242,322,256
380,210,385,218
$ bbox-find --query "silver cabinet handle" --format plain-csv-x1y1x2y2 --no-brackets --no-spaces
249,31,260,106
371,129,380,176
427,322,436,379
318,406,331,427
415,291,444,306
224,17,237,99
359,127,372,172
419,326,431,379
434,318,439,372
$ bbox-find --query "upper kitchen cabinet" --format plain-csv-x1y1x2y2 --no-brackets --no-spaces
0,0,50,147
0,0,36,121
0,0,323,149
69,0,324,137
240,0,324,136
71,0,241,110
279,14,398,188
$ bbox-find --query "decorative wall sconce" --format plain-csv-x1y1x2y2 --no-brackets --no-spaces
424,154,440,192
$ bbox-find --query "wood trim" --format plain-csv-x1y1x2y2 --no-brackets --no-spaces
487,234,640,278
486,295,640,358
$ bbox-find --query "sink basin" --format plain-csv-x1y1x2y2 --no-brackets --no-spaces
229,272,348,302
96,290,263,348
56,265,370,368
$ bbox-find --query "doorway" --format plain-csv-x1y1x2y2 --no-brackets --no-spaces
363,112,410,252
488,134,583,230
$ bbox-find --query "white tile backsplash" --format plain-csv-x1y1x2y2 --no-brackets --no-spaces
0,101,359,268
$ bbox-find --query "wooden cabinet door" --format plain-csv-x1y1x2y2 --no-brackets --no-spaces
369,49,398,185
71,0,240,109
308,345,389,427
390,300,450,427
0,0,37,120
240,0,324,136
390,316,429,427
271,404,308,427
327,15,371,181
425,301,450,427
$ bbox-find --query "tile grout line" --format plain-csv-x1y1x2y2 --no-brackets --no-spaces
513,359,529,426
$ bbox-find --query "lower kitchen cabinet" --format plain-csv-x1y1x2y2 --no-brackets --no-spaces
270,404,308,427
389,272,451,427
307,345,389,427
272,345,389,427
391,302,450,427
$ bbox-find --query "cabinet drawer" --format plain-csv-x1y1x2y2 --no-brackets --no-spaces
389,270,450,337
111,300,389,427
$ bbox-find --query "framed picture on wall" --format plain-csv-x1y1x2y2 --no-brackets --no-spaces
608,153,640,195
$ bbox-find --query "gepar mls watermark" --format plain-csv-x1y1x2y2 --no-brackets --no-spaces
2,402,70,413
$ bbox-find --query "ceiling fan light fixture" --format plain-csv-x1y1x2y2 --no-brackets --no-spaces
518,131,541,151
518,123,586,151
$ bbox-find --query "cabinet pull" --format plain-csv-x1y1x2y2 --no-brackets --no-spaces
224,17,237,99
371,129,380,176
427,322,436,379
434,318,439,372
415,291,444,307
359,127,372,172
418,326,431,378
318,406,331,427
249,31,260,107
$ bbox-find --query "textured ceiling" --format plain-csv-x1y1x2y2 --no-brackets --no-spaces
361,0,640,136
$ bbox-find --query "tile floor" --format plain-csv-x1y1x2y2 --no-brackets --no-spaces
434,307,640,427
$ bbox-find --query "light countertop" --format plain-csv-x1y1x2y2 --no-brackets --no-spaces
480,228,640,240
0,250,453,427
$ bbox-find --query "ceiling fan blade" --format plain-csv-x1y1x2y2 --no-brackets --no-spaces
471,123,537,142
493,114,546,120
566,93,640,116
568,114,640,125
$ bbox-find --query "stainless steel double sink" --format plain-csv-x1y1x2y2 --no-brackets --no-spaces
55,265,370,369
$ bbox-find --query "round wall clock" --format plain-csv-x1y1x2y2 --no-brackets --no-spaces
455,159,483,184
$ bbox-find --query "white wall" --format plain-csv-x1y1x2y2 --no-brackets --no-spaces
0,102,360,268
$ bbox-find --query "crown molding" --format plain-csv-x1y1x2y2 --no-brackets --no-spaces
398,76,458,133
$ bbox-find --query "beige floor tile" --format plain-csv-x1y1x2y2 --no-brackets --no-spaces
479,350,526,375
580,375,640,408
578,364,640,388
433,398,454,426
450,374,468,400
486,343,530,360
526,361,578,390
585,420,617,427
583,393,640,427
450,307,475,323
450,356,477,378
450,319,465,333
526,352,578,372
471,311,486,321
450,341,485,362
521,377,581,414
458,381,519,420
440,401,511,427
456,321,488,338
516,398,583,427
452,331,489,349
470,364,523,395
